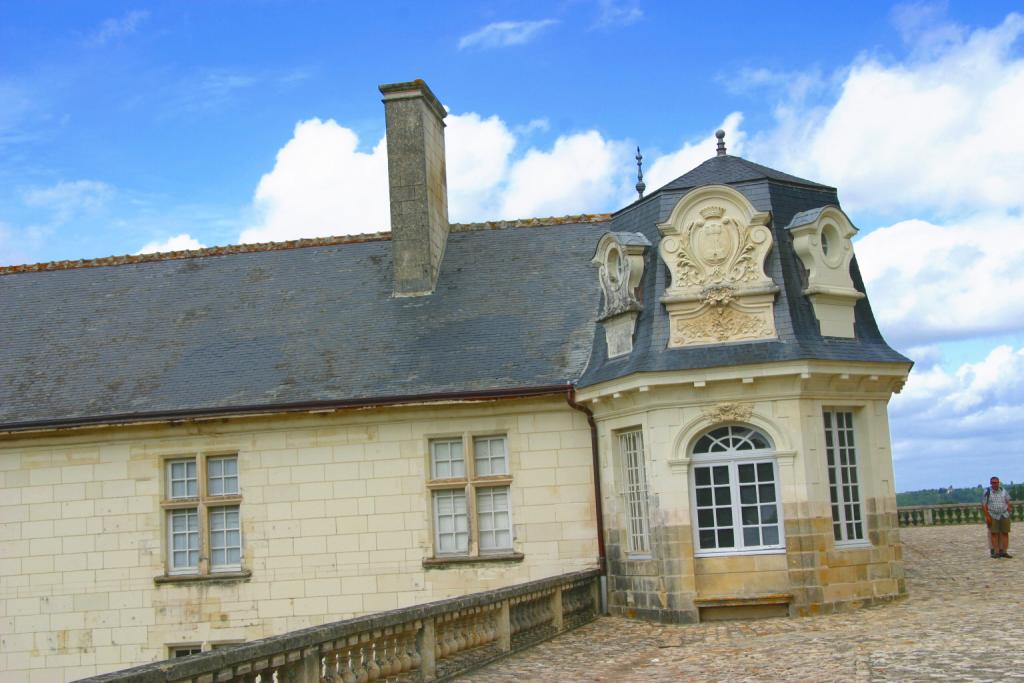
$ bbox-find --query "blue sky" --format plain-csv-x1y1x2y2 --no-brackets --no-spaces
2,1,1022,491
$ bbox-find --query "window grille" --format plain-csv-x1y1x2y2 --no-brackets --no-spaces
618,429,651,554
823,410,864,542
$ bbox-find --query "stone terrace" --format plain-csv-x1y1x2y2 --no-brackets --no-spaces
458,525,1024,682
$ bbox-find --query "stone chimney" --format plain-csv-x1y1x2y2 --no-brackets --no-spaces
379,80,450,297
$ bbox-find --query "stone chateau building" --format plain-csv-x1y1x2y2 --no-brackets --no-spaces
0,80,911,681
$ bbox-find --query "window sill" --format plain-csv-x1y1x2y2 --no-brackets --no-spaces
422,552,524,568
694,547,786,559
155,569,252,585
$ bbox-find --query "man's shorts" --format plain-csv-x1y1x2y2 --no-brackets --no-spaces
989,517,1011,533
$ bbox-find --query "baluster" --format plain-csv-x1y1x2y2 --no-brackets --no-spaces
395,629,412,674
407,625,422,670
376,635,391,680
322,648,338,682
452,614,467,653
339,644,357,683
354,639,370,683
365,636,381,682
385,634,399,679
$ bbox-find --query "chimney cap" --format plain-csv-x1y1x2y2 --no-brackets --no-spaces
379,80,447,120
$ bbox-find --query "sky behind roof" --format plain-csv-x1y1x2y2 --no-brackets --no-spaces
2,1,1022,491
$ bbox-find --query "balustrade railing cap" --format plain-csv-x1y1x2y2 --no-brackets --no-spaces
73,568,600,683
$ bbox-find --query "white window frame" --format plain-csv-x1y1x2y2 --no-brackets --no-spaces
162,453,243,576
823,409,868,546
427,434,514,558
690,425,785,558
617,428,652,556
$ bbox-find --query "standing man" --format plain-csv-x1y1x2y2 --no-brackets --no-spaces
983,476,1013,558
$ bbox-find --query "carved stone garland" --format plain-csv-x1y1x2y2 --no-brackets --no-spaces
658,186,779,347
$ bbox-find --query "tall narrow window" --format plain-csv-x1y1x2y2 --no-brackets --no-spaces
691,425,783,556
428,435,514,558
823,410,864,542
618,429,651,555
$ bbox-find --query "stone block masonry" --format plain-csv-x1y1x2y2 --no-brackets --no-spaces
0,396,599,681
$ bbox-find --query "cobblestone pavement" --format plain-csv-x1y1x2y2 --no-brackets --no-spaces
457,526,1024,682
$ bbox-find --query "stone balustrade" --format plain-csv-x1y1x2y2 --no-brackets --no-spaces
74,569,600,683
898,501,1023,527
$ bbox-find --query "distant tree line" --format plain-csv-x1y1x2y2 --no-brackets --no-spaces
897,483,1024,506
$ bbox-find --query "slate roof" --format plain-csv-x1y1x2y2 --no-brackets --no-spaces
0,220,607,430
577,159,909,388
659,154,833,193
0,153,909,432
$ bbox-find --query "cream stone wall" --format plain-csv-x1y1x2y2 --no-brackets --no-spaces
580,360,908,623
0,396,598,682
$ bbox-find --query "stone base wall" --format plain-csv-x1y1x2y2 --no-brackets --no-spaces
605,526,698,624
605,512,905,623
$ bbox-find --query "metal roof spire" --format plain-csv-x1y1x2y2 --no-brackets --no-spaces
635,146,646,199
715,129,727,156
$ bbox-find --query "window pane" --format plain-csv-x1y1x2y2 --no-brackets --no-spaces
743,527,761,546
761,505,778,524
169,509,199,571
694,467,711,486
759,483,776,503
741,506,759,525
762,526,780,545
209,505,241,569
740,485,757,504
738,464,755,483
757,462,773,480
714,486,731,505
713,466,729,485
434,489,469,554
431,440,465,479
477,486,512,552
168,459,197,499
717,529,734,547
696,488,712,507
699,529,716,549
474,436,508,476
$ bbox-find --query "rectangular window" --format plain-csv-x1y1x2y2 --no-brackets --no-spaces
171,646,202,658
428,435,514,558
824,410,864,543
162,455,243,576
693,460,782,554
618,429,651,555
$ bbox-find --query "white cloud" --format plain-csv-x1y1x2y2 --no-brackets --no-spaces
84,10,148,47
239,118,389,243
592,0,643,29
643,113,745,193
750,13,1024,216
890,345,1024,488
136,234,206,255
446,112,516,221
498,131,631,219
856,211,1024,348
458,20,558,50
0,221,29,266
23,180,114,224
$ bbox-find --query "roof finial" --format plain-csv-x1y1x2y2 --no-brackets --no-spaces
715,129,727,156
635,146,646,199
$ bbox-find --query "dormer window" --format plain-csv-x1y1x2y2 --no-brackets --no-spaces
785,206,864,338
591,232,650,358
